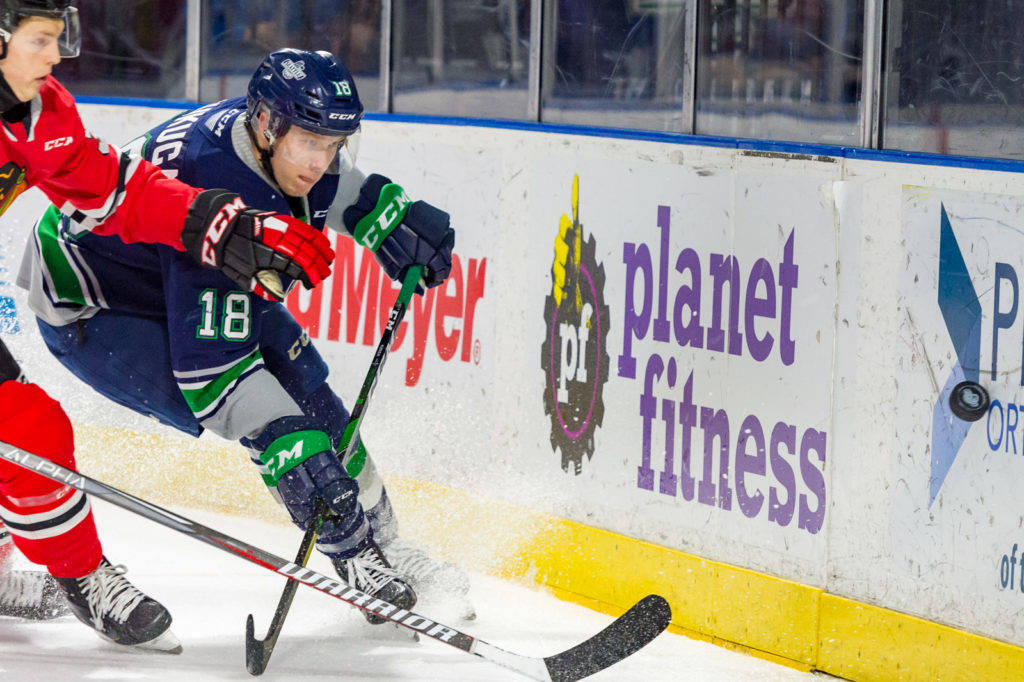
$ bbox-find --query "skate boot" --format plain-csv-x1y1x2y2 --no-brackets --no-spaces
384,539,475,620
334,539,417,625
55,557,181,653
0,570,71,619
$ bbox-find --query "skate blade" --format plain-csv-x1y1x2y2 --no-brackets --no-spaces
134,628,183,655
363,618,418,643
393,623,418,642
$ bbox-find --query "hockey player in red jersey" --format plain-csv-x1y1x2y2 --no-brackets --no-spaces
0,1,337,652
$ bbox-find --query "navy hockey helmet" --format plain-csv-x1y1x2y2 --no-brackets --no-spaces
0,0,80,58
246,48,363,145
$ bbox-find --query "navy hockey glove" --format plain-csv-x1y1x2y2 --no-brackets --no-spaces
182,189,333,302
250,419,370,560
342,174,454,290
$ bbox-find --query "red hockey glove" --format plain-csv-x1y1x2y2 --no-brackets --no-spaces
181,189,333,301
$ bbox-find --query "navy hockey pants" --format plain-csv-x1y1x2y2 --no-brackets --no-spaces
36,305,326,438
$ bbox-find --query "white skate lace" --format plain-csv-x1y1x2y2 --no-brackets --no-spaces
342,545,398,595
0,571,44,608
78,563,146,629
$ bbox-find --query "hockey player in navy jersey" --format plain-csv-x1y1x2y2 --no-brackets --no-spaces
19,48,472,624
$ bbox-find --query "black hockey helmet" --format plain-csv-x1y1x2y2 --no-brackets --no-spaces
0,0,80,58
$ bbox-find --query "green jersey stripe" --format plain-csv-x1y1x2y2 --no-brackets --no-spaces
36,205,87,305
178,350,263,415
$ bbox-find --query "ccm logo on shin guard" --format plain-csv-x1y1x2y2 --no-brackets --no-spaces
266,441,307,480
202,197,247,266
261,430,330,483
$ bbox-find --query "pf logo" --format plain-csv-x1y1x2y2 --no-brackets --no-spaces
541,175,610,474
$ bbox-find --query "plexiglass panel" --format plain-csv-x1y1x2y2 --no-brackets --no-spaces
884,0,1024,159
54,0,187,100
694,0,863,145
392,0,530,120
201,1,382,109
541,0,688,131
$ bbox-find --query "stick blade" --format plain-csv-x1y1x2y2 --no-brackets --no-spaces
245,613,268,676
543,595,672,682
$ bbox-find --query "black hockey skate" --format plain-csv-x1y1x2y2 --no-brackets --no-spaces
334,539,417,625
56,557,181,653
0,570,71,619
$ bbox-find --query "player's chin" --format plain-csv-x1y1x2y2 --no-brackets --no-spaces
284,179,315,198
14,80,44,102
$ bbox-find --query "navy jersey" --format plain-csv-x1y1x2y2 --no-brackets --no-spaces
19,98,364,440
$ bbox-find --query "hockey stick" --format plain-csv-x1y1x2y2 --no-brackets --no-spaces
244,499,323,675
245,264,423,675
0,440,672,681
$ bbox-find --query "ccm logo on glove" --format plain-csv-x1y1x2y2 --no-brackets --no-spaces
182,189,334,302
343,174,455,291
200,196,249,266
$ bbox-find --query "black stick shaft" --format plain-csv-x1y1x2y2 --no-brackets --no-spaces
339,264,423,464
245,265,423,674
244,500,323,674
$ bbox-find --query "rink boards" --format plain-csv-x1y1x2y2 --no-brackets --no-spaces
2,102,1024,680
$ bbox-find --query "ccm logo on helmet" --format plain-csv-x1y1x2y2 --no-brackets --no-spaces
328,113,358,120
44,137,73,151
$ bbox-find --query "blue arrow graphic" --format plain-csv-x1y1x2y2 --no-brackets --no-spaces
930,204,982,505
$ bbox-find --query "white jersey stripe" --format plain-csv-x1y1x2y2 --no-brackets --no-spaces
3,500,92,541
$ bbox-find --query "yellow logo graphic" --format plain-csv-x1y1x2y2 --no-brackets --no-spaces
0,162,27,219
542,175,610,474
552,174,584,312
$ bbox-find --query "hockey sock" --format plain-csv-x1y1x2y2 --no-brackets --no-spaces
0,381,102,577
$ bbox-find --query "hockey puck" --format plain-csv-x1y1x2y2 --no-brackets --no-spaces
949,381,990,422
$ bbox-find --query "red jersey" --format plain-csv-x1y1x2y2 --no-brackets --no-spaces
0,76,199,249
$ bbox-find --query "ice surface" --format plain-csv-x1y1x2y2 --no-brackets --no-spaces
0,503,834,681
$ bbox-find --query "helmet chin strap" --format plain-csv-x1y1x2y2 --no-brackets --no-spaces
243,117,306,214
244,117,286,193
0,38,26,114
0,73,21,114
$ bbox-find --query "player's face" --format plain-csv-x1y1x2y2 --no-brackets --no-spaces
270,125,348,198
0,17,64,102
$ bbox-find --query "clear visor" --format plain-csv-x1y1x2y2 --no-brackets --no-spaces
56,6,79,58
9,7,81,58
274,125,361,175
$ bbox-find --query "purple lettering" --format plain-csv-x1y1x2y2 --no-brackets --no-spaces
708,254,742,355
768,422,797,527
798,429,827,534
779,230,798,366
735,415,766,518
638,354,663,491
699,407,729,508
744,258,776,362
620,242,653,379
673,248,704,349
654,206,671,342
659,358,678,496
678,372,697,501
